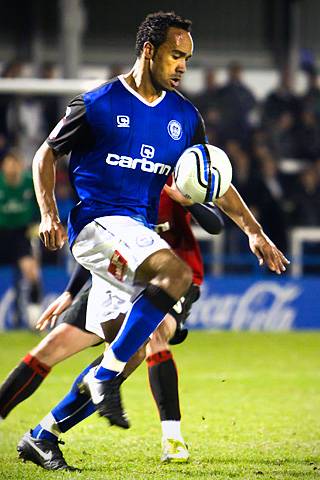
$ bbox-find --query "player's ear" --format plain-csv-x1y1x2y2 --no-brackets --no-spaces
143,41,155,59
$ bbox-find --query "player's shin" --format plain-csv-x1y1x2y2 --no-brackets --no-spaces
31,356,102,442
0,353,51,419
95,285,177,381
146,351,182,437
147,350,189,463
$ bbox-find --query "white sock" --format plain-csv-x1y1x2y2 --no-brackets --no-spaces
161,420,184,442
99,348,126,374
39,412,61,437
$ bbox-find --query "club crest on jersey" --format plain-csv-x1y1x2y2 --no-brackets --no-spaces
117,115,130,128
167,120,182,140
140,144,155,159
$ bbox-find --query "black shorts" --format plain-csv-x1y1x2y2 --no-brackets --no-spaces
58,288,90,332
0,228,32,265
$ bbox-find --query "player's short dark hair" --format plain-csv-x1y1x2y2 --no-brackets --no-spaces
135,11,192,57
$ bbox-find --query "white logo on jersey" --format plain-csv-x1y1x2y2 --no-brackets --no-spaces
117,115,130,127
167,120,182,140
106,153,171,175
140,144,155,159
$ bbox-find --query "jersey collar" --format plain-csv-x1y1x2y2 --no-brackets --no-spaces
118,75,166,107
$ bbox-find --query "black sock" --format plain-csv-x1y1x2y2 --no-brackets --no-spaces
0,354,51,419
147,350,181,421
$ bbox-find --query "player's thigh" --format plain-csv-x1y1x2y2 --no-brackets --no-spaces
72,216,170,291
31,323,101,366
135,248,192,297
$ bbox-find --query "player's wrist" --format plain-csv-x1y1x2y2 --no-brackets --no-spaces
41,211,61,223
244,221,263,238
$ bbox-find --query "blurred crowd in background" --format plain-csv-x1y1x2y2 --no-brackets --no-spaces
0,59,320,276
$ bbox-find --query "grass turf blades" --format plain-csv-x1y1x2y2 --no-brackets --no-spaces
0,330,319,479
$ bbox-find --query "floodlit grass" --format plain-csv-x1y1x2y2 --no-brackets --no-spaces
0,330,319,479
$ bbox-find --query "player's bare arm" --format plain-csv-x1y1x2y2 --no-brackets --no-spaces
32,142,67,251
215,184,290,274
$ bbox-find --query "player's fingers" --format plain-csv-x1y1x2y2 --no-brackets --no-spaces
269,251,285,275
40,231,50,249
55,226,66,249
261,248,278,273
50,315,58,328
279,252,290,265
253,246,265,267
37,317,51,331
52,301,69,315
273,249,290,273
48,229,58,250
37,302,58,323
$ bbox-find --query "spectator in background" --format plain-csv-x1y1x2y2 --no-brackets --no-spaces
262,66,300,128
289,164,320,273
225,140,257,201
269,111,299,159
194,68,222,146
298,109,320,161
215,61,256,146
224,140,259,268
37,62,60,133
0,151,42,327
254,148,288,252
194,68,219,116
290,165,320,226
4,62,53,165
0,60,24,156
300,69,320,120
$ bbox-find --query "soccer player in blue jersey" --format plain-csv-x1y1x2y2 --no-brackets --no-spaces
31,11,289,436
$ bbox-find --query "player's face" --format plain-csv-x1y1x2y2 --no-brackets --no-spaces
151,27,193,91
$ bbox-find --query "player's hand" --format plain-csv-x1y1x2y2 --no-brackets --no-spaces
248,230,290,274
163,178,194,207
36,291,73,331
39,213,67,250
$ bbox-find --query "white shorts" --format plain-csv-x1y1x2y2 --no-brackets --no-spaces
85,274,131,339
72,216,170,337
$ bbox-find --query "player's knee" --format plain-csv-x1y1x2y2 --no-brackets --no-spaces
154,315,176,343
170,261,192,297
32,330,68,366
181,262,193,290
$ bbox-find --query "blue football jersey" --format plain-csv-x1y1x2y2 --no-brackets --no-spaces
47,75,206,246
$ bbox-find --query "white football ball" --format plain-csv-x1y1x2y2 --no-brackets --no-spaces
174,144,232,203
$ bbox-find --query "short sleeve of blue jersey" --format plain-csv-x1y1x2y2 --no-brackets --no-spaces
46,95,95,156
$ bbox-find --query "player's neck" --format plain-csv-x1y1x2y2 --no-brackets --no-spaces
123,62,163,104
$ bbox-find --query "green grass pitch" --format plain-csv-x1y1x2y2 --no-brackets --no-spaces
0,330,319,479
